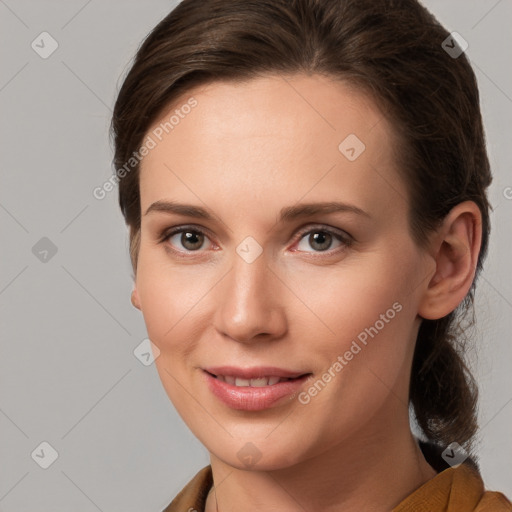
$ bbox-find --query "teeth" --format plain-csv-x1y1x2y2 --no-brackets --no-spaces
216,375,291,386
249,377,267,387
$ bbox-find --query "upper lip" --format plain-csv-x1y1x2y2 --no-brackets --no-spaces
203,366,310,379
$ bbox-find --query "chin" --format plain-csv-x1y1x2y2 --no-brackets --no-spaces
205,436,309,472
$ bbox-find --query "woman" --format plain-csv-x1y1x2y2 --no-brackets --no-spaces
111,0,512,510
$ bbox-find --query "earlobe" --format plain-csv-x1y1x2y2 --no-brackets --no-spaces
418,201,482,320
131,288,141,310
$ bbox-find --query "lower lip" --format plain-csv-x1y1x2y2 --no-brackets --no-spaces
203,371,311,411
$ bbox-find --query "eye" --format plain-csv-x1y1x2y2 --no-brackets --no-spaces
293,225,352,254
161,226,214,253
159,224,353,256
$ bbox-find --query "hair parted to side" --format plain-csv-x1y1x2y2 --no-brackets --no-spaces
111,0,492,458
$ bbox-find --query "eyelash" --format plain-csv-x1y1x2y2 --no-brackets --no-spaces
158,224,353,258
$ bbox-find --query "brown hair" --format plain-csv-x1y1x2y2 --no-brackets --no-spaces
111,0,491,457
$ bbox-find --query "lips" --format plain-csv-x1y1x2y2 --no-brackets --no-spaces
202,366,313,410
203,365,309,380
213,375,289,386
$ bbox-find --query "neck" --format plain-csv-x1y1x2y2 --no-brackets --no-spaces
205,411,437,512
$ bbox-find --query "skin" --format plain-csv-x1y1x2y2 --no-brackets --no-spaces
130,73,482,511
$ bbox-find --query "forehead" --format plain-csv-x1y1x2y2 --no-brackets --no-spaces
138,73,407,222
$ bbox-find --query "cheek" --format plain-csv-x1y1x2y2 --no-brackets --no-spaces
134,246,229,387
285,251,413,342
286,246,419,393
134,248,198,347
134,252,209,411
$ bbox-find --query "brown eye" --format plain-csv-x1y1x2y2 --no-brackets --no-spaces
295,227,352,254
178,231,205,250
164,228,213,252
305,232,333,251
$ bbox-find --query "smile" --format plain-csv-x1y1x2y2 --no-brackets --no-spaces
211,374,294,386
202,368,313,411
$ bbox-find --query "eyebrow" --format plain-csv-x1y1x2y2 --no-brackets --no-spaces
144,200,370,222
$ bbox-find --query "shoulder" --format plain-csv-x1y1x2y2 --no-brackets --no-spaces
473,490,512,511
393,441,512,511
161,465,213,512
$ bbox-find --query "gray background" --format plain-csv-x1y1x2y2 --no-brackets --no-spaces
0,1,510,510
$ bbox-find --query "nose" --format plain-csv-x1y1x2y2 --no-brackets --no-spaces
213,248,288,344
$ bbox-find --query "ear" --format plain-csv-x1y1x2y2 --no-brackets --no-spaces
418,201,482,320
131,287,141,310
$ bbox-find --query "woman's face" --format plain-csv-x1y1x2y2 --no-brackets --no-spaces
134,73,434,469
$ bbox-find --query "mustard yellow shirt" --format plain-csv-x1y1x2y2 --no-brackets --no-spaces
163,451,512,511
